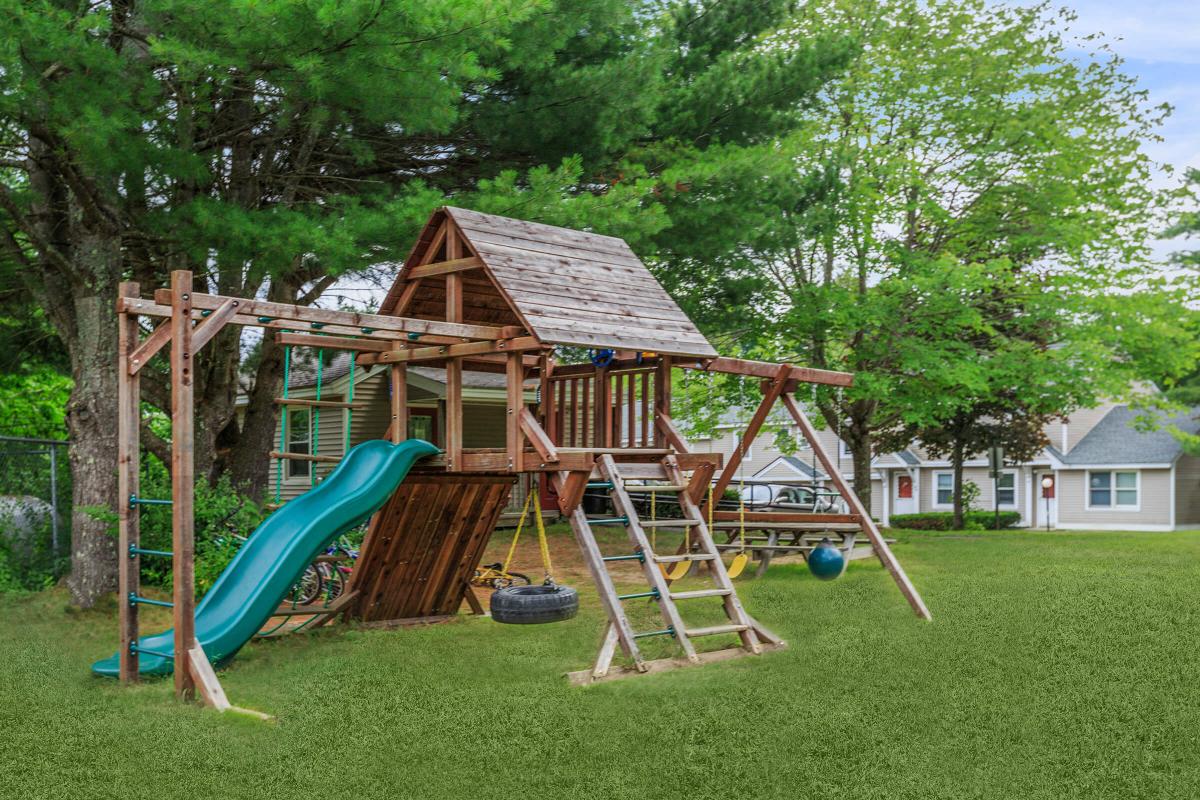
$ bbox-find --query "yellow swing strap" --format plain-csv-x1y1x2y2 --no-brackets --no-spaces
501,490,534,574
533,484,554,583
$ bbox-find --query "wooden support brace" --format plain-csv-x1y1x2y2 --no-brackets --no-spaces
655,412,690,454
127,319,171,375
190,298,240,353
780,393,932,621
186,641,230,711
407,255,484,279
519,407,558,464
711,363,792,501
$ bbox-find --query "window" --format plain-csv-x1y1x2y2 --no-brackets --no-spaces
1088,471,1138,508
897,475,913,499
287,409,311,479
408,408,438,445
996,472,1016,506
840,439,852,458
935,472,953,506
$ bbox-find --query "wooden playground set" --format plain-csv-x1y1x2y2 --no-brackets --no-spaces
110,206,930,710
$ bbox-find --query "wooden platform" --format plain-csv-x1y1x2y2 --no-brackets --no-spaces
348,472,515,621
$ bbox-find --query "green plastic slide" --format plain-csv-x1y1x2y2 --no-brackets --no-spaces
92,438,439,677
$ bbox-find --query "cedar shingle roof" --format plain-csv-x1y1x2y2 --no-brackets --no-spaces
379,207,718,359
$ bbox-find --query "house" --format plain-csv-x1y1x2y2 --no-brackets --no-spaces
693,400,1199,532
237,351,537,514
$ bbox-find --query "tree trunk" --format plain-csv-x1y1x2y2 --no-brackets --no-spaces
850,429,873,513
951,439,965,530
61,236,123,607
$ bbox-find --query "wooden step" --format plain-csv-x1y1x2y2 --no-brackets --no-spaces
710,521,862,532
640,519,702,528
670,589,731,600
653,553,715,564
686,624,749,637
558,447,674,455
596,463,667,480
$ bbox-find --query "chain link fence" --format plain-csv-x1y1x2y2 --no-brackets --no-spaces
0,436,70,588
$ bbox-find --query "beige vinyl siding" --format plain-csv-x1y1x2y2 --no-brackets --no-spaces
918,467,1022,515
1061,402,1119,453
1057,468,1171,526
463,402,507,448
1175,457,1200,526
868,479,882,519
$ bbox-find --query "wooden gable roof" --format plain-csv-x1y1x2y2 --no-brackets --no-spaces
379,207,718,358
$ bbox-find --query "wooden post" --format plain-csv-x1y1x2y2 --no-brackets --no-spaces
506,351,524,471
390,363,407,443
654,356,672,448
539,353,554,444
117,282,141,682
596,368,611,448
445,230,463,469
170,270,197,699
780,393,932,621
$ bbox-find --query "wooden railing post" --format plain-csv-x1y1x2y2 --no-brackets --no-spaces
445,228,464,469
117,282,141,683
170,270,196,699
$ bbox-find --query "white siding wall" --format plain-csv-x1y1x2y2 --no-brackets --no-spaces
1056,468,1172,528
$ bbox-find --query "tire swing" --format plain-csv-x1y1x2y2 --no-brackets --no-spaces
490,478,579,625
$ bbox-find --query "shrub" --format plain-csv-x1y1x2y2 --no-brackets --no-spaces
137,472,266,595
890,511,1021,531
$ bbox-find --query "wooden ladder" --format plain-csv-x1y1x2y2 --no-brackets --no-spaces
565,453,783,683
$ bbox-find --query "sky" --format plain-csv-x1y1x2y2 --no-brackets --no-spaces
1040,0,1200,261
324,1,1200,311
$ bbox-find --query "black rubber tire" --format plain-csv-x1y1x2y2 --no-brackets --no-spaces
490,583,580,624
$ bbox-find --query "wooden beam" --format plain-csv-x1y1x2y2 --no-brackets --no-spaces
120,297,470,345
780,393,931,620
678,356,854,388
127,319,171,375
276,332,393,352
407,255,484,279
117,282,141,682
687,461,716,506
506,352,525,471
356,336,542,366
554,471,590,516
170,270,196,701
190,298,240,353
270,451,340,463
445,228,464,470
153,289,505,341
519,407,558,464
655,412,690,454
711,363,792,501
186,641,230,711
391,363,407,443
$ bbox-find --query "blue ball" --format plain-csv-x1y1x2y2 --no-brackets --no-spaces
808,538,845,581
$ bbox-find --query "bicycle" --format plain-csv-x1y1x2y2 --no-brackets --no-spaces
471,562,532,589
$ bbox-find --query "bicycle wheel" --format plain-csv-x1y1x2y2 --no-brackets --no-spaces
288,565,322,606
324,566,347,601
491,571,532,589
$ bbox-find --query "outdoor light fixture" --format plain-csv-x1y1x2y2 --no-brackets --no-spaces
1041,476,1054,532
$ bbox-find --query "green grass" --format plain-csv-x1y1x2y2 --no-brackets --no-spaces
3,529,1200,799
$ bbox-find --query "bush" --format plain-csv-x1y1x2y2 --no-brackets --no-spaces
136,472,266,595
890,511,1022,531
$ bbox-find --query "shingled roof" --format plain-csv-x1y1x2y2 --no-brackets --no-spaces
1060,406,1200,466
378,207,718,359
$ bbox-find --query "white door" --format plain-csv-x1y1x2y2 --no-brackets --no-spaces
894,473,917,515
1036,472,1057,529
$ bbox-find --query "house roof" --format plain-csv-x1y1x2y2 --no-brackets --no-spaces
379,207,718,358
1058,405,1199,466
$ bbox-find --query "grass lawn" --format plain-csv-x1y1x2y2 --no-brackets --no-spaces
3,527,1200,799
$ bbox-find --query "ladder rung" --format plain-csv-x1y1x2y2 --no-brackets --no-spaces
653,553,715,564
617,589,660,601
640,519,702,527
586,482,613,489
128,545,172,559
130,643,173,659
633,627,675,639
128,593,173,609
129,494,172,508
601,553,645,563
586,517,628,526
670,589,731,600
686,624,748,637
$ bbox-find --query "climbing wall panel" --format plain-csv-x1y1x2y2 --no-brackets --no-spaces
348,472,515,621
